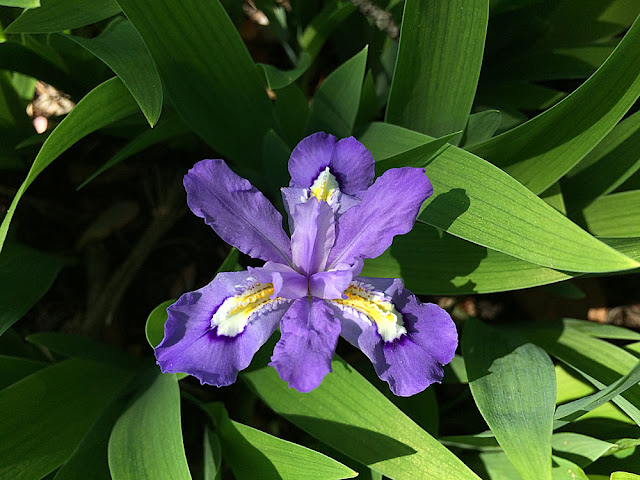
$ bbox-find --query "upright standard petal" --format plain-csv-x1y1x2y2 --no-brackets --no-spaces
184,159,292,264
155,271,290,386
290,198,335,275
288,133,375,194
270,297,341,392
327,168,432,269
329,277,457,396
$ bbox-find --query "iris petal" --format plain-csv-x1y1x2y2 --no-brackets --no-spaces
270,297,340,392
155,271,291,386
184,159,292,265
288,132,375,194
327,168,432,269
329,277,457,396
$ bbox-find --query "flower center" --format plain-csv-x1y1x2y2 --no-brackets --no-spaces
309,167,340,204
211,282,282,336
332,282,406,342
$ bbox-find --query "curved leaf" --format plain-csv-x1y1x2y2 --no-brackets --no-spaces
243,356,480,480
5,0,120,33
358,122,639,273
464,319,555,480
305,46,367,138
470,16,640,194
386,0,488,140
0,359,132,480
115,0,274,167
108,373,191,480
0,243,71,336
206,403,356,480
0,77,140,253
63,18,162,126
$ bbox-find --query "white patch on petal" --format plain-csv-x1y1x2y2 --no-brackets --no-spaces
332,281,406,342
211,282,284,336
309,167,340,205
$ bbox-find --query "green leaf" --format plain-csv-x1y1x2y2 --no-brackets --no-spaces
203,428,222,480
477,82,566,112
512,321,640,427
564,110,640,212
108,373,191,480
491,45,613,82
358,122,639,273
0,355,45,390
206,402,357,480
551,433,614,467
463,319,555,480
374,132,460,175
0,77,140,253
53,398,128,480
386,0,488,140
601,236,640,261
145,300,174,349
460,110,501,148
305,46,367,138
298,0,356,59
561,319,640,341
115,0,274,167
361,223,576,295
5,0,121,33
78,112,190,189
0,243,71,336
581,190,640,237
63,18,162,126
0,0,39,7
612,473,640,480
554,358,640,429
243,356,480,480
536,0,640,47
0,42,72,94
26,332,139,368
469,16,640,195
473,451,589,480
259,52,311,90
540,183,566,214
273,83,308,148
0,358,132,480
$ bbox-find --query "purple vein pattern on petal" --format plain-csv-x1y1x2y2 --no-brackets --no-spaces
291,198,335,275
155,271,290,386
288,132,375,194
332,277,457,396
327,168,432,268
270,297,341,392
184,159,292,264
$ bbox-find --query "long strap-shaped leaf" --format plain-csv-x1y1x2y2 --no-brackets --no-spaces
108,373,191,480
469,14,640,194
463,319,555,480
115,0,274,167
386,0,488,141
243,356,480,480
63,18,162,126
358,122,638,273
0,77,140,254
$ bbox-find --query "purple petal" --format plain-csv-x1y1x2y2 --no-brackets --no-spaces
288,133,375,194
250,262,308,300
329,277,457,396
155,271,290,386
270,297,340,392
185,159,292,264
291,198,335,275
308,269,353,300
327,168,432,268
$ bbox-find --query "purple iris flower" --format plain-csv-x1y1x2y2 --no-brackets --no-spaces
155,132,457,396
